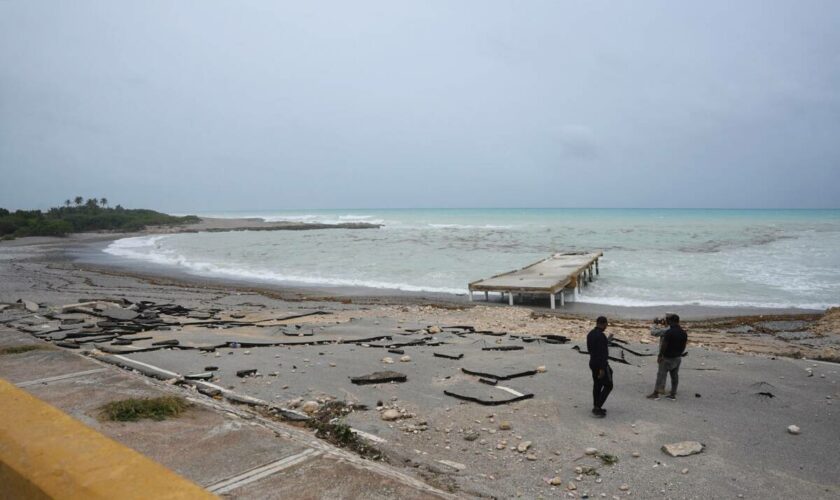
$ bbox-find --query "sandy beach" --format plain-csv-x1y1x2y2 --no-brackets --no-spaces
2,222,839,498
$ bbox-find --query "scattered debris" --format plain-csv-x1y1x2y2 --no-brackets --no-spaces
236,369,257,378
461,367,538,381
433,352,464,360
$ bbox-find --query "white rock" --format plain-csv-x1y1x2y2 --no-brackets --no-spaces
437,459,465,471
681,468,689,474
661,441,705,457
400,355,412,362
549,476,563,486
498,421,512,430
787,425,801,435
536,365,547,373
517,440,532,453
382,357,394,364
631,452,641,458
585,447,598,455
619,484,630,491
301,401,320,414
381,409,401,421
428,325,442,334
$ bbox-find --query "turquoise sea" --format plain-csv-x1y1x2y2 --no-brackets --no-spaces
104,209,840,310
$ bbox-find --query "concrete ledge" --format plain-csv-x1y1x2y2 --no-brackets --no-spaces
0,378,215,499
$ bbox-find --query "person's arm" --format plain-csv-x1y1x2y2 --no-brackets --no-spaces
658,333,669,362
650,326,669,337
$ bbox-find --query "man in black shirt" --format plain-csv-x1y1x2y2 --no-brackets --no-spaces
586,316,612,417
646,314,688,400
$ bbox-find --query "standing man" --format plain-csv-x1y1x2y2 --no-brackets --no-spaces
647,314,688,400
587,316,612,417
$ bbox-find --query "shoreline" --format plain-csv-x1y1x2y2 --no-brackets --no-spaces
2,218,830,321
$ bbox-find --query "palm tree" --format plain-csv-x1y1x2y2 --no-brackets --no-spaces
64,199,71,208
100,197,108,208
74,196,83,207
85,198,98,209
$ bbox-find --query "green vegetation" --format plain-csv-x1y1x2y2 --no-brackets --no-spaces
0,197,199,240
98,396,190,422
0,345,47,355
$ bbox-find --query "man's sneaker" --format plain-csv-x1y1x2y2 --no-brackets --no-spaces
666,394,676,400
646,392,660,400
592,408,605,418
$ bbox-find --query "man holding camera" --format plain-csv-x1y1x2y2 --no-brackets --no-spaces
646,314,687,400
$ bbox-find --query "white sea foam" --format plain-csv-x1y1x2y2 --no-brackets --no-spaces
103,236,464,294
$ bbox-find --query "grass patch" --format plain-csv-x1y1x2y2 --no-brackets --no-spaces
596,452,619,465
0,345,45,355
99,396,190,422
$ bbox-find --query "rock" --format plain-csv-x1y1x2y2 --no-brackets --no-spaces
21,300,39,312
517,441,532,453
536,365,547,373
463,431,480,441
350,371,407,385
100,307,138,321
437,459,465,471
631,452,640,458
301,401,320,415
549,477,563,486
681,468,689,474
496,443,506,450
236,369,257,378
400,355,412,362
382,357,395,364
526,453,538,461
661,441,705,457
428,325,442,334
381,409,402,421
498,421,512,430
619,485,629,491
787,425,801,435
585,447,598,455
567,482,577,491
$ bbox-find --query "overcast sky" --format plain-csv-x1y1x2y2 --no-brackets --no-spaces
1,1,839,211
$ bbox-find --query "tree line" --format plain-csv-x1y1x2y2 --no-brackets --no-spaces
0,197,199,240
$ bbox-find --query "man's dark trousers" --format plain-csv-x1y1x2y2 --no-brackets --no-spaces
591,365,613,409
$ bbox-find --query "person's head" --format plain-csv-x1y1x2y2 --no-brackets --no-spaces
667,314,680,326
596,316,608,329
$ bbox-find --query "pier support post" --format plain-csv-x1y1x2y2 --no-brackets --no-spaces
485,291,489,301
468,289,473,301
595,259,599,275
509,293,514,306
550,294,556,310
588,265,593,282
560,290,565,307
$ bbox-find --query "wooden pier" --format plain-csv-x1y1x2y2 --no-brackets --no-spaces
467,251,603,309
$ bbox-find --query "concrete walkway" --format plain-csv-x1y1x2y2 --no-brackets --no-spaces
0,327,452,499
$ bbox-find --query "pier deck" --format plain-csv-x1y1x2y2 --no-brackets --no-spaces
468,251,603,309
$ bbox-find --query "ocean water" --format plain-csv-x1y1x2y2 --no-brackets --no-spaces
104,209,840,310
